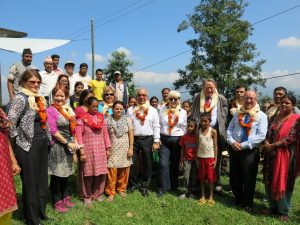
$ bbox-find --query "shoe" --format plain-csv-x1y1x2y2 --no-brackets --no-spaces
54,200,68,213
141,189,149,197
63,196,75,208
96,195,105,202
157,191,164,198
119,192,126,198
107,195,114,202
197,198,207,206
207,199,215,207
214,186,223,196
179,193,186,199
127,186,137,194
279,215,289,221
244,206,254,214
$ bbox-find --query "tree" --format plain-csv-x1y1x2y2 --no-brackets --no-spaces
174,0,266,100
103,51,136,96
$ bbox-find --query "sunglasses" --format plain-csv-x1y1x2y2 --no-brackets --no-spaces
169,97,179,102
27,80,41,85
105,93,114,97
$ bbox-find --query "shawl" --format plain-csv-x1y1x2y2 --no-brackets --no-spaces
76,110,104,130
20,87,47,110
199,89,218,113
164,104,181,117
102,102,113,117
230,99,242,116
133,101,150,113
52,103,76,135
271,114,300,200
266,104,280,118
0,108,12,132
106,115,128,138
238,103,260,121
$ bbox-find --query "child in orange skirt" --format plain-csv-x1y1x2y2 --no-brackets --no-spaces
196,112,218,207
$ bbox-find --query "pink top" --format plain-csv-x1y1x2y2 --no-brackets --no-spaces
46,106,59,135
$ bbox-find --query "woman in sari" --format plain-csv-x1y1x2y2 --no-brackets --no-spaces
98,86,116,118
0,108,21,225
263,94,300,221
75,96,111,205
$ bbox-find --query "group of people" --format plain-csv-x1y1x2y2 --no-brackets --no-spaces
0,48,300,225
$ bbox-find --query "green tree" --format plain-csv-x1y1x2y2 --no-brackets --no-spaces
103,51,136,96
174,0,266,100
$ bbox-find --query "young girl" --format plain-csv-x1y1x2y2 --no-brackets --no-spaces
75,96,111,205
70,82,84,110
105,101,134,202
128,96,137,108
179,119,197,199
196,112,218,207
182,101,192,119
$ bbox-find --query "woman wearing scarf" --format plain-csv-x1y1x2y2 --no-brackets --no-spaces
75,96,111,205
47,87,79,213
262,94,300,221
157,90,187,197
0,108,21,225
105,101,134,201
8,69,51,225
98,86,116,118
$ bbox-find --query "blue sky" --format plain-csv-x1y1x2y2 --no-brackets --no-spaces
1,0,300,103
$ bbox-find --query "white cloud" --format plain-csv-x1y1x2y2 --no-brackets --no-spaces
70,51,78,58
277,36,300,48
116,47,131,56
134,71,179,85
85,53,104,62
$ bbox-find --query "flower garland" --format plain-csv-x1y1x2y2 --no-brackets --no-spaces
52,103,77,135
238,113,254,136
168,111,179,134
136,109,148,125
36,96,47,129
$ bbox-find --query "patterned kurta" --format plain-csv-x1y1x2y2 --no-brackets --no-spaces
105,116,132,168
76,116,111,176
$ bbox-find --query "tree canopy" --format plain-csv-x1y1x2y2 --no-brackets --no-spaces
103,51,136,96
174,0,266,100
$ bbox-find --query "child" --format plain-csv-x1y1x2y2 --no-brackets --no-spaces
196,112,218,207
128,96,137,108
70,81,84,110
182,100,192,119
179,119,197,199
88,68,106,102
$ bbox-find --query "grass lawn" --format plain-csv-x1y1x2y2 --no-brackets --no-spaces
12,170,300,225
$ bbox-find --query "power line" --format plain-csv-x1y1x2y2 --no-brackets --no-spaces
264,71,300,80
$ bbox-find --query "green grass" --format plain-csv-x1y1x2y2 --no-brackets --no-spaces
12,171,300,225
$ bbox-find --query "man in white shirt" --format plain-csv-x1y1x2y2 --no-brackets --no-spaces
69,63,91,95
110,71,129,108
39,56,58,105
127,88,160,196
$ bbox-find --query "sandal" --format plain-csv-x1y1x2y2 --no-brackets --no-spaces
96,195,105,202
107,196,114,202
119,192,126,198
207,199,215,207
197,198,206,206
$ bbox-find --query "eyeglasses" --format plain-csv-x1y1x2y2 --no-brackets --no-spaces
105,93,114,97
169,97,179,102
138,94,147,97
27,80,41,85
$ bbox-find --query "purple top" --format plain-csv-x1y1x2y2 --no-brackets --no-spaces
46,106,59,135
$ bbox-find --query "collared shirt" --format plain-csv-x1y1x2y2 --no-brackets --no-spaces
7,61,30,93
127,105,160,142
205,97,218,127
88,80,106,100
227,111,268,150
159,106,187,136
53,67,64,76
69,73,92,95
39,70,58,97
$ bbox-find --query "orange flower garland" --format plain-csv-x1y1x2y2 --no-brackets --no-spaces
238,113,254,136
36,96,47,129
168,111,179,134
52,104,77,135
136,109,148,125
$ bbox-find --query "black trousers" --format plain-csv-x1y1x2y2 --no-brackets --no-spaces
50,175,69,204
229,147,260,207
15,135,48,225
129,136,153,191
158,135,181,191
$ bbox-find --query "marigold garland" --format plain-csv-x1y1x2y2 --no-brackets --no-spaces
238,113,254,136
168,111,179,134
36,96,47,129
136,109,148,125
52,103,76,135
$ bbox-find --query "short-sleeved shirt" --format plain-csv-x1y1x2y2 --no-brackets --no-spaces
7,61,29,93
88,80,106,100
179,133,197,160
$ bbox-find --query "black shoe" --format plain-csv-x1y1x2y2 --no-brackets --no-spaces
141,189,149,197
156,191,164,198
244,206,254,214
127,186,137,193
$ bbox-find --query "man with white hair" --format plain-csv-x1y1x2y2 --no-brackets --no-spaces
227,90,268,212
127,88,160,197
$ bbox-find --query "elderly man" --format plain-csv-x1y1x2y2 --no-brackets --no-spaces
7,48,33,100
227,90,268,212
39,56,58,104
110,71,129,107
127,88,160,196
190,79,228,194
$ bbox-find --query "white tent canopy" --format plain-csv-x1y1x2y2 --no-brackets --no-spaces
0,37,70,53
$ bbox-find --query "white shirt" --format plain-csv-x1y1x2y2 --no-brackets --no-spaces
159,106,187,136
39,70,58,97
127,105,160,142
69,73,91,95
